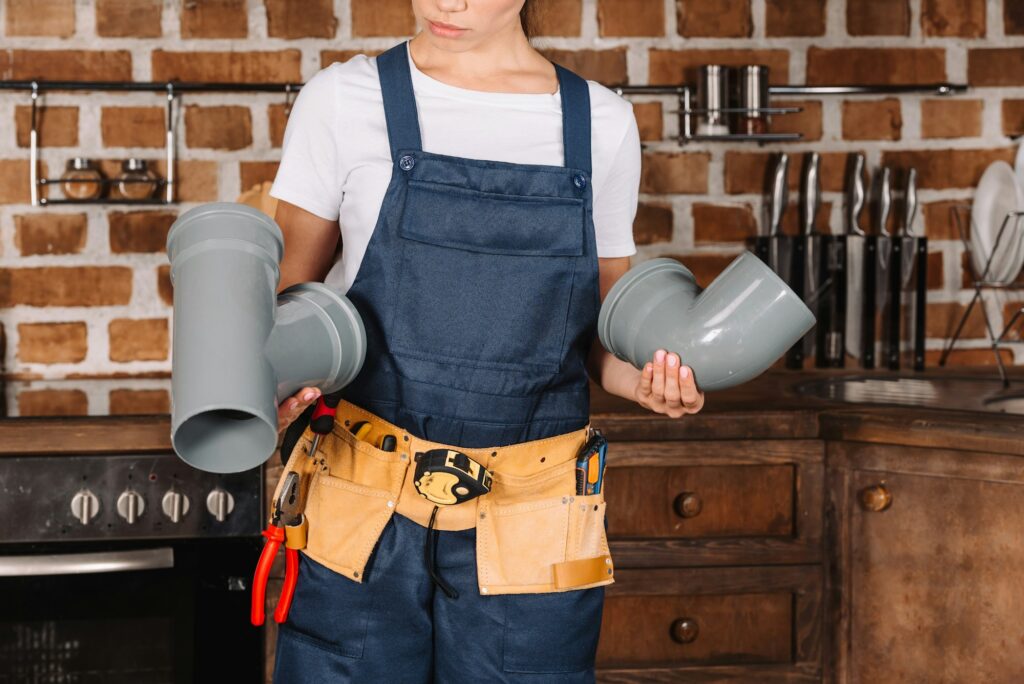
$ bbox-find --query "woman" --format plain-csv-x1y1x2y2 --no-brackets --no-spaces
269,1,705,681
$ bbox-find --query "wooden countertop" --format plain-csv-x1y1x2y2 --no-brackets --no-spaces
2,365,1023,457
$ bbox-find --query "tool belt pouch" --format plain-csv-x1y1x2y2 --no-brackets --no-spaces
476,456,614,595
275,422,409,584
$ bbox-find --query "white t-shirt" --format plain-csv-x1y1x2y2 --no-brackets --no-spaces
270,42,641,294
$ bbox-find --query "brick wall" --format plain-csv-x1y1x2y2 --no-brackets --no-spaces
2,0,1022,392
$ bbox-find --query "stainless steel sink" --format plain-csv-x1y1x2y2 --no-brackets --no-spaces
792,374,1024,415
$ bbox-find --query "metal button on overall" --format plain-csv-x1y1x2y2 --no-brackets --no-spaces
274,38,605,683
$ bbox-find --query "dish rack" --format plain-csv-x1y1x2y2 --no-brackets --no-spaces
939,203,1024,385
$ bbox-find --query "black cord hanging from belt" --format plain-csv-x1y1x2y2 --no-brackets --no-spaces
424,505,459,599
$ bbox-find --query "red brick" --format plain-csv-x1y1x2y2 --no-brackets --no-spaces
96,0,162,37
693,203,757,243
109,389,171,415
1003,100,1024,137
969,49,1024,87
921,99,983,139
926,252,944,291
152,50,301,84
532,0,583,36
0,160,39,204
842,99,902,141
649,49,790,86
109,318,169,362
181,0,247,38
14,213,87,256
724,151,850,195
240,162,281,192
18,389,88,417
597,0,663,37
157,265,173,307
185,106,253,150
351,0,415,37
779,201,832,236
806,48,945,86
880,148,1015,190
164,161,219,202
771,100,822,142
269,104,289,148
17,322,87,364
1001,301,1024,335
108,211,176,253
101,107,166,148
6,0,75,37
640,153,709,194
677,0,751,38
766,0,825,37
924,347,1013,367
632,102,663,142
847,0,909,36
0,267,133,307
922,0,985,37
923,200,971,241
665,253,737,289
265,0,337,38
15,106,78,148
320,49,384,69
927,302,987,339
633,202,673,245
1008,1,1024,35
540,49,628,84
8,50,132,82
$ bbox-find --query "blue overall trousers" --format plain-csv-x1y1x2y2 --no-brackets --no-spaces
273,40,604,682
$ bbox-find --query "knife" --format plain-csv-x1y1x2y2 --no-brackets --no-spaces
800,153,822,359
765,152,789,277
899,167,918,288
844,154,867,361
873,166,893,312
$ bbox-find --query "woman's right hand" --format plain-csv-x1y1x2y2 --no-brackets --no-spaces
277,386,322,436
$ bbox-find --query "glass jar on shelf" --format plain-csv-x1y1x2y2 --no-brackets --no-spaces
112,158,158,200
59,158,105,200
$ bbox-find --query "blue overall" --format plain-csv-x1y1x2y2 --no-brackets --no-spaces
273,40,604,682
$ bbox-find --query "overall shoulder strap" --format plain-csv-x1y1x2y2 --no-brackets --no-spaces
377,40,423,160
553,63,592,176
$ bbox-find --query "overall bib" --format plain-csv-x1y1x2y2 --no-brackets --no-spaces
273,40,609,683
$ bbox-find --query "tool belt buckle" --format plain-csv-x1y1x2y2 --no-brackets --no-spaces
413,448,493,506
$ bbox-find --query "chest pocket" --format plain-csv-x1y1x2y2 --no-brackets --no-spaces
389,178,585,381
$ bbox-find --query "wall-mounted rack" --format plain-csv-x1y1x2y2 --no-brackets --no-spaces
609,82,968,144
0,79,970,203
0,79,302,207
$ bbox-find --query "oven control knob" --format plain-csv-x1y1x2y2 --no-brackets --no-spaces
206,488,235,523
161,490,191,523
70,489,100,525
116,489,146,525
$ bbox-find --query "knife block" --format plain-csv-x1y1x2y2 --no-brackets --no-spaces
881,235,928,371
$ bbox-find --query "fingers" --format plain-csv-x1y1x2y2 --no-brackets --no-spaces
638,349,705,417
678,366,703,410
277,386,321,433
651,349,666,399
662,352,682,408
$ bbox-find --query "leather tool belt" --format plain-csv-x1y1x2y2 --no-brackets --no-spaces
272,397,615,595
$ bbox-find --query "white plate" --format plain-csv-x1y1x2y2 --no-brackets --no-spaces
1015,138,1024,185
971,161,1024,284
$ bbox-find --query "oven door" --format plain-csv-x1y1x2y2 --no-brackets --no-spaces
0,538,263,683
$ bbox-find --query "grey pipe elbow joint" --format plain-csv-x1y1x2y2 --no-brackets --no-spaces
166,202,365,474
597,251,815,392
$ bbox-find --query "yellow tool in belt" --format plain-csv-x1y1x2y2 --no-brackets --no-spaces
413,448,493,506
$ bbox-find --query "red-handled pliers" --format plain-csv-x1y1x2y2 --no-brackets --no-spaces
252,472,302,626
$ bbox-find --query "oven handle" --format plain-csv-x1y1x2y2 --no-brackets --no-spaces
0,547,174,577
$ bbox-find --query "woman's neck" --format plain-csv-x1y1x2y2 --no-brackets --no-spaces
407,31,558,95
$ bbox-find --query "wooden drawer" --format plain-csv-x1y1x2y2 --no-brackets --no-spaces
597,566,822,682
605,464,794,538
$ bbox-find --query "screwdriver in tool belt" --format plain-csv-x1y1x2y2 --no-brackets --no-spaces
307,393,342,459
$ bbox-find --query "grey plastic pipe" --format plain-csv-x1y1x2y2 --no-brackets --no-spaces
166,202,366,473
597,251,815,391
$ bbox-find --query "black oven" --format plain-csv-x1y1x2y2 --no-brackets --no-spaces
0,453,264,683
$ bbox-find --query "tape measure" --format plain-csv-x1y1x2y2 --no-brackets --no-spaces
413,449,493,505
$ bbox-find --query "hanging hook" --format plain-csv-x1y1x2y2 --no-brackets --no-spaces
283,83,296,119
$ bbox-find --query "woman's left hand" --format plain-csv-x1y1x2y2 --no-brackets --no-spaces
633,349,705,417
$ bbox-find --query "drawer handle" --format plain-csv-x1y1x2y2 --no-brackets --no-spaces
859,484,892,512
669,617,699,644
673,492,702,518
